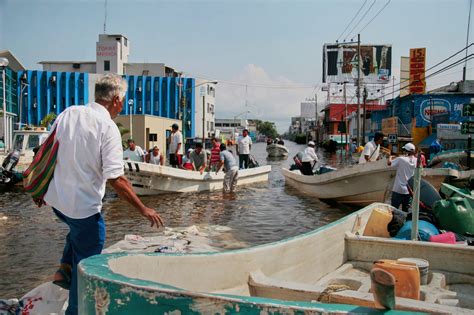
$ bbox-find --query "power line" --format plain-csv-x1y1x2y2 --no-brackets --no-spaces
344,0,377,41
336,0,368,42
375,53,474,101
352,0,391,40
185,74,316,89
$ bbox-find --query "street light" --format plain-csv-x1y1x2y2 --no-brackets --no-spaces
18,73,28,130
128,99,134,139
0,57,9,151
233,110,250,144
179,80,218,144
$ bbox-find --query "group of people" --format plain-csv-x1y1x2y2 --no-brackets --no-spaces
355,131,423,212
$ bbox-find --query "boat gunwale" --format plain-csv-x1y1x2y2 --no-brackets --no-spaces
79,204,417,314
124,163,272,182
281,162,395,185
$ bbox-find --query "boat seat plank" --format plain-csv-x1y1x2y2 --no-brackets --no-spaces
248,270,325,302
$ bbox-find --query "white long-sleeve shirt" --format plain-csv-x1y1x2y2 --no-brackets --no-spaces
44,102,124,219
301,147,318,163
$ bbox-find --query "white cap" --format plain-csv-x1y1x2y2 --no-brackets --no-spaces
308,141,315,146
402,143,416,152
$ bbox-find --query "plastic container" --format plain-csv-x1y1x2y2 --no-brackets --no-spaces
394,220,439,241
363,208,393,238
373,259,420,300
429,232,456,244
397,258,430,285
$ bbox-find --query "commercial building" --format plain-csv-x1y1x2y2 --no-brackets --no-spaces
0,34,218,150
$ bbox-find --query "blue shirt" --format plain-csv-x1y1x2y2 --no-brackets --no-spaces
220,150,238,171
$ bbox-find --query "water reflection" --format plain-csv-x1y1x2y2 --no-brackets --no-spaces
0,141,355,298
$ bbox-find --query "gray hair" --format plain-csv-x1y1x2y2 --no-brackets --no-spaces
95,74,127,102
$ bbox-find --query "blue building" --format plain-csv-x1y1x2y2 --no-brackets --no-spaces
14,70,197,137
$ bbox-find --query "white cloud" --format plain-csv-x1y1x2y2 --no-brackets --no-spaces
215,64,315,133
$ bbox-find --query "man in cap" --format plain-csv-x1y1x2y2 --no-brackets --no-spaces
301,141,319,175
359,132,384,164
168,123,183,168
387,143,417,212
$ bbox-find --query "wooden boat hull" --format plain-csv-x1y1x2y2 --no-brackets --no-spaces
266,144,289,157
124,162,271,195
282,159,396,206
283,160,459,205
422,168,460,191
79,203,474,314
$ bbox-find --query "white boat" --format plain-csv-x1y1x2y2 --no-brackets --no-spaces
124,162,272,195
266,143,289,157
283,159,395,206
0,129,49,170
79,203,474,314
283,159,462,205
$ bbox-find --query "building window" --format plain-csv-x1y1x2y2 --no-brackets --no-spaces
146,81,151,92
124,38,128,47
104,60,110,71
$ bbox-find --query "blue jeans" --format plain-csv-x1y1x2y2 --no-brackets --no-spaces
391,191,411,212
53,209,105,315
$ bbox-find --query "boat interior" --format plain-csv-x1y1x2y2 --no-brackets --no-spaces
107,204,474,314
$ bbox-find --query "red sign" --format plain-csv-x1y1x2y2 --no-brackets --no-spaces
409,48,426,94
97,45,117,57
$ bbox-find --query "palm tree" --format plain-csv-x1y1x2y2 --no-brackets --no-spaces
116,122,130,149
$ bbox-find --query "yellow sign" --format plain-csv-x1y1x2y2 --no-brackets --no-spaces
409,48,426,94
382,117,398,135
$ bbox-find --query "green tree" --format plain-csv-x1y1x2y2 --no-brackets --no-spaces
40,112,57,128
116,122,130,149
256,120,278,139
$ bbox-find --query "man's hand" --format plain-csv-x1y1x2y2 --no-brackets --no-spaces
140,207,164,228
108,176,165,228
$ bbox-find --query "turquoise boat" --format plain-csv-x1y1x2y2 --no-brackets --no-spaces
79,203,474,314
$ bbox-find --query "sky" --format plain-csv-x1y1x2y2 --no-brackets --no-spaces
0,0,473,132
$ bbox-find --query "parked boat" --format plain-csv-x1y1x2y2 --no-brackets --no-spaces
124,162,271,195
79,203,474,314
283,159,395,206
0,129,48,170
283,159,461,205
266,143,289,157
429,149,474,169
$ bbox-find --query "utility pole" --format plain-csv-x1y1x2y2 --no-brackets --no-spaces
356,33,361,146
362,86,368,144
463,0,472,81
343,82,348,157
315,93,318,144
202,93,206,144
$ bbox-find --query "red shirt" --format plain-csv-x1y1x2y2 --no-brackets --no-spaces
210,143,221,165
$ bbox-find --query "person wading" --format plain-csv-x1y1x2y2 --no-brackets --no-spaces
216,143,239,193
43,75,164,315
387,143,417,212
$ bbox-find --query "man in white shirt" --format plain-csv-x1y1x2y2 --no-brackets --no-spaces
359,132,384,164
123,139,145,162
301,141,319,175
168,123,183,168
44,75,164,315
387,143,417,212
237,129,252,169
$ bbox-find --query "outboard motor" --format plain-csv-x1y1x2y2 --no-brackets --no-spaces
0,149,21,185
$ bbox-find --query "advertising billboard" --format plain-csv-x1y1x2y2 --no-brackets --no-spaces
409,48,426,94
323,44,392,84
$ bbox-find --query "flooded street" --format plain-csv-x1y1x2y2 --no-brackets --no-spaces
0,141,355,298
